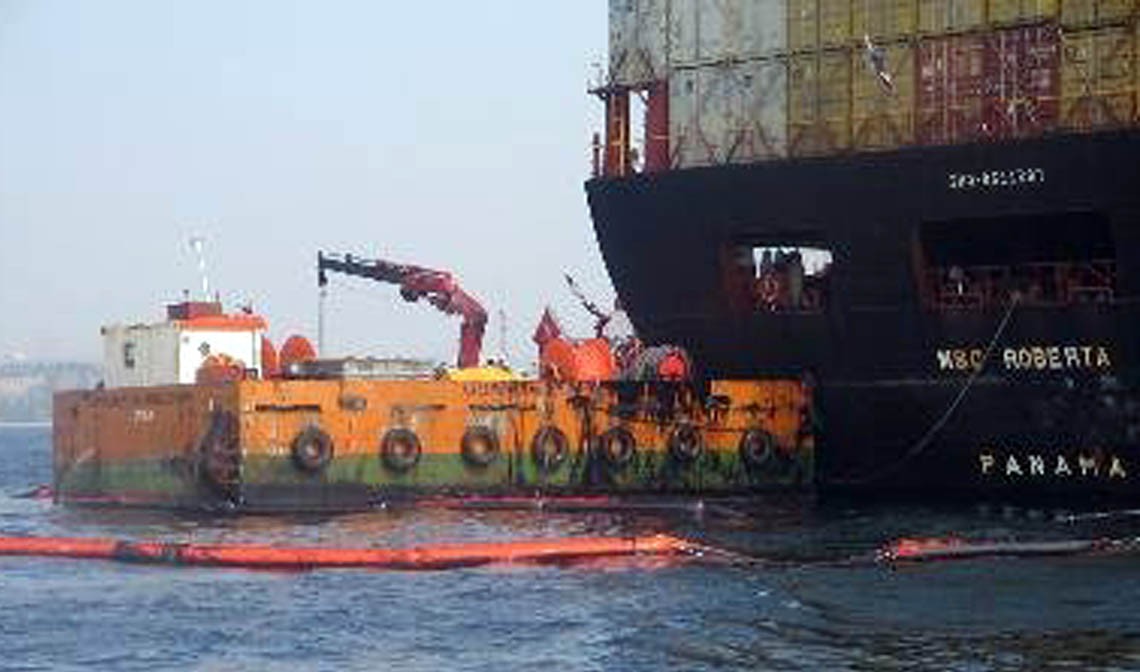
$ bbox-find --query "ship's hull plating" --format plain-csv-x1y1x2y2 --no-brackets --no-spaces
587,129,1140,500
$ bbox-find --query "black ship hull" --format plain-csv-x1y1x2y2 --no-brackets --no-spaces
587,129,1140,500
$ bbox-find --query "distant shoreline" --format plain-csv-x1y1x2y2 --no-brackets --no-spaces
0,421,51,428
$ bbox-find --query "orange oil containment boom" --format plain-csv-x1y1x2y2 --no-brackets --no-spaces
878,536,1118,562
0,534,692,571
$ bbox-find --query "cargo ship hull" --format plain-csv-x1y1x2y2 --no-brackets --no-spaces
587,129,1140,500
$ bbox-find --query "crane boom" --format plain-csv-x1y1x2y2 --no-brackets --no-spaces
317,252,488,368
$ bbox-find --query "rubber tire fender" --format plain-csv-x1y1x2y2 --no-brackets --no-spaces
668,423,703,464
200,411,241,489
531,425,569,473
739,428,777,470
381,428,422,473
597,426,637,471
461,425,500,468
291,426,334,473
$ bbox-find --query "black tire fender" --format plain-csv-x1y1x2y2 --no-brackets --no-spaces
597,427,637,471
668,423,703,464
291,426,334,473
200,410,241,488
739,428,777,470
380,428,422,473
461,425,500,468
531,425,569,472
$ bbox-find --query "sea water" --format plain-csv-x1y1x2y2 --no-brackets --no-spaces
2,426,1139,671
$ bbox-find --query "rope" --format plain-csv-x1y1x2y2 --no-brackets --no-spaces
842,293,1021,485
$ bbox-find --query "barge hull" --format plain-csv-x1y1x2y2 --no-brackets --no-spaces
53,379,812,512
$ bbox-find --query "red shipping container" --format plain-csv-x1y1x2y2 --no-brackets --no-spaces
917,33,988,145
983,24,1061,140
917,24,1062,146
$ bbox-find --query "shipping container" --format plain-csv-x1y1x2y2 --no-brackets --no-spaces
609,0,669,86
788,0,853,52
853,0,917,41
852,41,915,150
916,25,1060,146
1059,0,1135,27
789,49,852,155
1061,26,1136,129
671,59,788,167
671,0,788,65
988,0,1058,26
983,24,1060,139
917,0,986,34
917,33,988,145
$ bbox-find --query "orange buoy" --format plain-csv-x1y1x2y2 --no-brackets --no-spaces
261,336,280,379
195,353,247,384
540,337,616,383
0,534,692,571
279,334,317,372
656,350,689,381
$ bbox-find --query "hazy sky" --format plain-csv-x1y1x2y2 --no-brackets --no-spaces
0,1,612,367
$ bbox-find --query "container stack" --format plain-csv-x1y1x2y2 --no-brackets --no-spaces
606,0,1139,170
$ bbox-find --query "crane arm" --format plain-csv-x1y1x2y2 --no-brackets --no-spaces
317,252,488,368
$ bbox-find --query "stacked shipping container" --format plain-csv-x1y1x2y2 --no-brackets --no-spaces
667,0,790,165
606,0,1139,169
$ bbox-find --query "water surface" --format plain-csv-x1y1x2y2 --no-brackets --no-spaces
2,426,1139,671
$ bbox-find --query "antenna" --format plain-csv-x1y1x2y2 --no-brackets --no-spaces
498,308,509,365
318,283,327,357
188,235,210,301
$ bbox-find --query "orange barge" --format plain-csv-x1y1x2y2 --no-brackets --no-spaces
54,376,813,511
54,295,813,512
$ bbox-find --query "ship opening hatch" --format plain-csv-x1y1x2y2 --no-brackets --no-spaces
916,212,1116,309
724,241,833,314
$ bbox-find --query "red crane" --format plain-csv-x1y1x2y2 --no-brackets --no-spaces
317,252,488,369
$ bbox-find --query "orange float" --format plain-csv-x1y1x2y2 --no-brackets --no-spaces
539,337,616,382
278,334,317,371
261,336,280,379
0,534,693,571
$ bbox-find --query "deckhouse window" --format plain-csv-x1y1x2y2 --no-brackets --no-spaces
724,243,833,314
916,212,1116,310
122,342,137,369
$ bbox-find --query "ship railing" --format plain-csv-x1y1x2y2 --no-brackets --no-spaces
926,259,1116,310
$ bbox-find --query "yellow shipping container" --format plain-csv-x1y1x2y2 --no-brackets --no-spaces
853,0,917,41
988,0,1059,25
918,0,986,33
852,41,915,150
788,0,852,51
1061,26,1136,129
789,49,852,156
1059,0,1136,27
